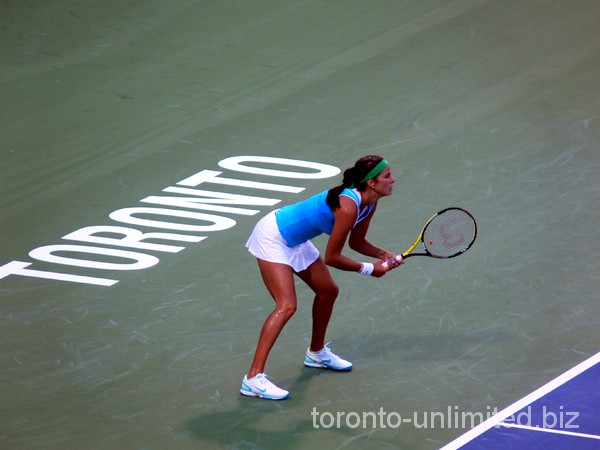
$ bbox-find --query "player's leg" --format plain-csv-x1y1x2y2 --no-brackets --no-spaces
246,259,298,379
296,256,339,352
297,257,352,371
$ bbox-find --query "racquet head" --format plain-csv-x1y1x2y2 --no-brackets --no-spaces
416,207,477,258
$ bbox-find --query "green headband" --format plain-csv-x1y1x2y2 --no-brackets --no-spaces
359,159,389,184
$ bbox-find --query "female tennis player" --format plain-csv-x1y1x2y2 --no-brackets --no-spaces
240,155,402,400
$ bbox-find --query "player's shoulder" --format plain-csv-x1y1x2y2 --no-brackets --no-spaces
339,187,360,202
337,195,360,218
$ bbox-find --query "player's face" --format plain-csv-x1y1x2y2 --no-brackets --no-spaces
373,166,395,196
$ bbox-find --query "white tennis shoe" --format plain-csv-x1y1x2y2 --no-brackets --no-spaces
240,373,290,400
304,344,352,371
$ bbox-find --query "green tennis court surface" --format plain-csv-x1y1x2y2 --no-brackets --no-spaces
2,1,599,449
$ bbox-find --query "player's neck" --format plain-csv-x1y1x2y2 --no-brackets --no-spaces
360,187,382,205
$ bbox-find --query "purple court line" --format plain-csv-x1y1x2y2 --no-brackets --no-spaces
439,350,600,450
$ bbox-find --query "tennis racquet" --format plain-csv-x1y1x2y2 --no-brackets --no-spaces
383,207,477,268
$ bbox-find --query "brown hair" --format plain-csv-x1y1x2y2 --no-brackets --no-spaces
326,155,385,210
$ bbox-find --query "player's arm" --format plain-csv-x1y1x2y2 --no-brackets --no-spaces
348,204,400,263
325,198,398,276
324,196,362,272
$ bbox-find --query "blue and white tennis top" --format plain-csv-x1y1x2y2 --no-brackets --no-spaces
275,188,375,247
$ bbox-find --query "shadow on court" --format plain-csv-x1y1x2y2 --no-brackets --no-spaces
183,331,514,449
183,370,332,449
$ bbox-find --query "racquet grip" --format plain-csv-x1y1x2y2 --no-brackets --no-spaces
382,254,404,269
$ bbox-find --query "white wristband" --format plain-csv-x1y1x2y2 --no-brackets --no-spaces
359,262,374,276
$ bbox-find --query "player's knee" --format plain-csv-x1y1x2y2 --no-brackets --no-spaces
320,283,339,302
277,302,297,319
331,283,340,299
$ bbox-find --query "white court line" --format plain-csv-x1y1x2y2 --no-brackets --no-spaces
439,350,600,450
498,422,600,440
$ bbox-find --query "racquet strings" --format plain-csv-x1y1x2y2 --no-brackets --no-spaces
422,209,476,257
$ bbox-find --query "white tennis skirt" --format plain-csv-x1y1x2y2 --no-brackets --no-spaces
246,210,320,272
